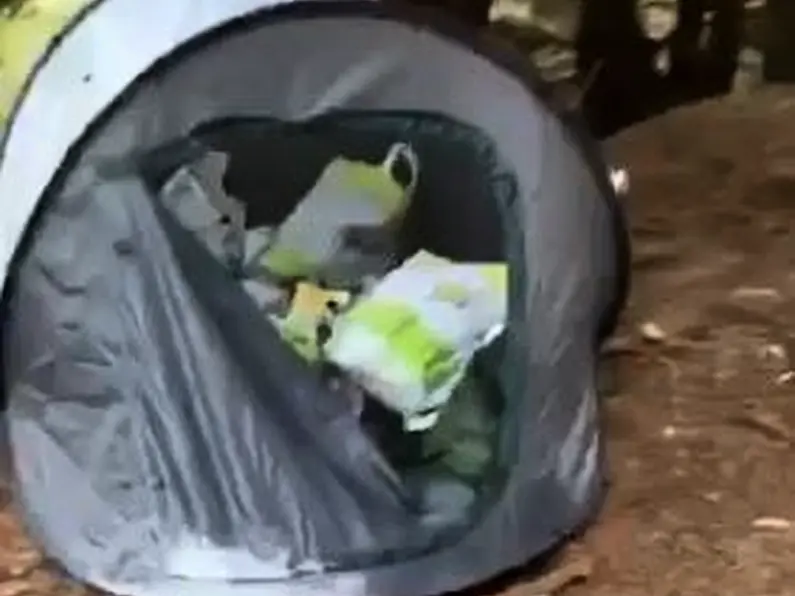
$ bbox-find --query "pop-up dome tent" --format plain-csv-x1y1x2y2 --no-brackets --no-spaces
0,1,630,595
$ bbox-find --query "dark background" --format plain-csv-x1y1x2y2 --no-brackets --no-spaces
401,0,790,138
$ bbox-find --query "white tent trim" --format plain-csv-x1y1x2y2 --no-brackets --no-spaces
0,0,296,293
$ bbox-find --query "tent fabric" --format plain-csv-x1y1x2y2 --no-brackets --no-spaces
0,2,629,595
0,0,287,292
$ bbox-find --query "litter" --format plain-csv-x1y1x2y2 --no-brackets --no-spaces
272,282,352,362
159,145,504,466
420,372,499,484
160,150,246,271
640,320,667,343
158,145,505,432
255,143,419,286
326,250,508,431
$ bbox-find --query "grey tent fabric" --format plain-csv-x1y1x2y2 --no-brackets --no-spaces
5,167,443,576
0,4,628,596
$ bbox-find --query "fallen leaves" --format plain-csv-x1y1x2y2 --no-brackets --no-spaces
639,321,667,344
0,549,42,581
0,512,91,596
0,570,59,596
751,517,793,532
776,370,795,385
609,167,630,196
730,286,784,302
729,409,793,444
759,343,787,362
0,580,29,596
601,335,636,356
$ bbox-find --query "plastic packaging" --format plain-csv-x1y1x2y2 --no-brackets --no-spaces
160,151,246,271
256,143,419,286
326,251,508,431
272,282,352,362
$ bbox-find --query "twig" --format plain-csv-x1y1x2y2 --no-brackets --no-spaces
570,60,604,111
729,410,793,445
503,555,595,596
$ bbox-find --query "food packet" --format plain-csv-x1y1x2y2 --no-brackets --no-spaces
325,251,507,431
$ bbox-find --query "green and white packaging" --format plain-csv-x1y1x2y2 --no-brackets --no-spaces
326,251,508,431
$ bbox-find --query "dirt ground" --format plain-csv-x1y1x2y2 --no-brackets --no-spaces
499,86,795,596
1,88,795,596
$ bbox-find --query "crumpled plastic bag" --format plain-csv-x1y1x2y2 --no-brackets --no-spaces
160,152,293,312
325,251,507,431
160,150,246,271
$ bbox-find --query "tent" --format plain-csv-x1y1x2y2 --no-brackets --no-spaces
0,1,631,595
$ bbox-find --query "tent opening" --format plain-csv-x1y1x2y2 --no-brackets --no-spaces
0,3,625,593
2,108,521,575
142,108,517,524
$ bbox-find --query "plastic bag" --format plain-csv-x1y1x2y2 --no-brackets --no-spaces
421,373,498,484
325,251,508,431
255,143,419,286
160,150,246,271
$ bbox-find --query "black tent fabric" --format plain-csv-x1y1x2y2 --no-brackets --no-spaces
0,2,630,595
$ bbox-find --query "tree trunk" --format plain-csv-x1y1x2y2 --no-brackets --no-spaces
765,0,795,81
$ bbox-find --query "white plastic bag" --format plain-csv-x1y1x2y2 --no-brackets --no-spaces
256,143,419,285
160,150,246,270
326,251,507,431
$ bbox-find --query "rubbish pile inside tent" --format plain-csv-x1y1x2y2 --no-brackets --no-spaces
160,141,508,435
0,1,630,595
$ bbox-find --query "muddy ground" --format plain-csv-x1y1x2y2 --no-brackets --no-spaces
0,86,794,596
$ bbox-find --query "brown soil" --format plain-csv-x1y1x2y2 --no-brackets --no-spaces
499,87,795,596
1,88,795,596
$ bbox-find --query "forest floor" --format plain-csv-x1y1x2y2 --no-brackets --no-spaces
488,86,795,596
